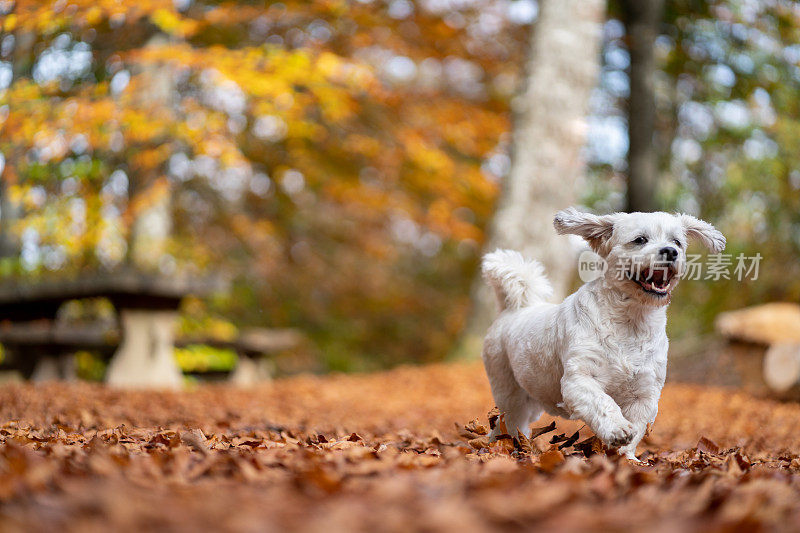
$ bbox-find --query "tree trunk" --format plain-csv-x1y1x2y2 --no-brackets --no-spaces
0,29,33,260
622,0,664,213
0,180,14,258
457,0,606,356
125,36,176,271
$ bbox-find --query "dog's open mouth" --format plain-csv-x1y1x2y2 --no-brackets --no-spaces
629,266,675,296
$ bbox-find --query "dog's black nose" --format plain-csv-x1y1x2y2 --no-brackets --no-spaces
659,247,679,262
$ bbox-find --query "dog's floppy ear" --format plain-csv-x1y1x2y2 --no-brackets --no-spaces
679,214,726,253
553,207,619,253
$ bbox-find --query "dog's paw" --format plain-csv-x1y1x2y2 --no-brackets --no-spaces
620,450,645,463
618,443,640,461
599,420,636,448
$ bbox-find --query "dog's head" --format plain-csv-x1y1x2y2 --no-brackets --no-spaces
554,208,725,306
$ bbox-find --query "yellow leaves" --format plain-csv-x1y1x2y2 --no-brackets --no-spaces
402,133,455,177
424,198,481,242
2,2,511,338
442,120,479,155
314,86,357,123
121,109,171,144
150,8,199,37
427,199,453,230
463,166,500,206
282,48,315,72
7,185,27,206
11,1,145,33
128,147,171,173
121,45,377,141
317,52,344,78
324,180,394,213
1,79,42,104
128,178,170,221
3,13,17,31
84,7,103,26
2,84,122,154
342,134,382,158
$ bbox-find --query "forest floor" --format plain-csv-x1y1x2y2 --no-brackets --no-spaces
2,362,800,532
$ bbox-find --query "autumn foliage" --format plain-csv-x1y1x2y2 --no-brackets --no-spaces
3,363,800,530
5,0,800,370
1,0,532,369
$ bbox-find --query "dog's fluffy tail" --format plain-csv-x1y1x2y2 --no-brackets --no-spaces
481,249,553,312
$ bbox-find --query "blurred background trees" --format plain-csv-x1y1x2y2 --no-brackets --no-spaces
1,0,799,372
621,0,663,213
462,0,604,348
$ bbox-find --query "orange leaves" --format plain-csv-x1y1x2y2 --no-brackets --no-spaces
3,84,116,153
128,147,171,173
127,177,170,220
537,448,566,472
697,436,721,455
12,0,173,33
402,132,456,177
341,133,383,158
83,6,103,26
120,109,174,145
3,364,800,530
4,0,513,365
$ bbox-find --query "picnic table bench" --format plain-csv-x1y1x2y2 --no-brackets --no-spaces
0,272,227,388
715,302,800,399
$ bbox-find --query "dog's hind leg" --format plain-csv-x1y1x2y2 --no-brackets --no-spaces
483,341,542,440
495,393,543,441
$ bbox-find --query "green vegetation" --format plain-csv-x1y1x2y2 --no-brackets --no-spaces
174,345,238,374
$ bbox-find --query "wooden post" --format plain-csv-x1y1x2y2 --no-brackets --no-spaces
763,342,800,394
106,310,183,389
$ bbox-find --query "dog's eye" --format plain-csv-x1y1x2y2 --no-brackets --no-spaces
631,236,648,245
673,239,683,248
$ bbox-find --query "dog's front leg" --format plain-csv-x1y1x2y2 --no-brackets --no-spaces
560,364,635,449
617,392,660,461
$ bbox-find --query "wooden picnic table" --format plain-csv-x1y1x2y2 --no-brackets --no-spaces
715,302,800,399
0,272,227,388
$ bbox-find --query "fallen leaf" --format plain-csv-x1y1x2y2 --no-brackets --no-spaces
574,436,605,458
181,429,210,456
487,408,501,430
558,430,581,450
697,436,720,455
530,421,557,439
469,437,490,450
538,449,566,472
491,413,509,437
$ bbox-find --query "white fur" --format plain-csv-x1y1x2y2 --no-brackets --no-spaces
482,249,554,311
481,209,725,460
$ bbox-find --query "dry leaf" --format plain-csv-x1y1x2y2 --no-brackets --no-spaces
558,430,581,450
530,421,557,439
180,429,210,456
487,407,501,430
468,437,490,450
538,449,566,472
491,412,509,437
3,363,800,532
697,436,720,455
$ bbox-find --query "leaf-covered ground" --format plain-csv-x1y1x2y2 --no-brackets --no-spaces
2,362,800,532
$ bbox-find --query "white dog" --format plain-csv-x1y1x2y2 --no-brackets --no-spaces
481,208,725,459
